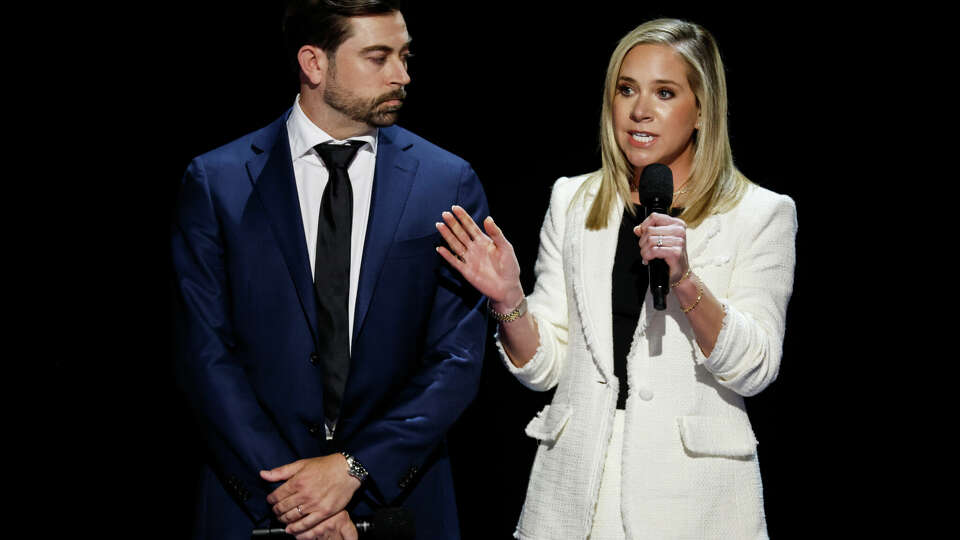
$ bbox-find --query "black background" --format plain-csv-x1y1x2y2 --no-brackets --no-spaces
53,2,889,538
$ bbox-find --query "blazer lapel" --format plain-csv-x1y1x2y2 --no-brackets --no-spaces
248,117,319,343
352,127,419,343
569,182,620,384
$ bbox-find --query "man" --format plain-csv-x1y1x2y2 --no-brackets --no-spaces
171,1,488,538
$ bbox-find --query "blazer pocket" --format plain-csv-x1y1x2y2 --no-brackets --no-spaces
387,233,441,260
525,403,572,444
677,415,757,458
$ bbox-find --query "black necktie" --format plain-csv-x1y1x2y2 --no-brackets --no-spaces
313,140,365,428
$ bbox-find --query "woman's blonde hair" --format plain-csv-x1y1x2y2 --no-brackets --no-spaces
581,18,750,230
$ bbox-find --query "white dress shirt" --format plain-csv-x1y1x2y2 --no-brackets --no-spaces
286,95,378,350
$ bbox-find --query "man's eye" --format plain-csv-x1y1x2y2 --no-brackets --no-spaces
370,56,387,65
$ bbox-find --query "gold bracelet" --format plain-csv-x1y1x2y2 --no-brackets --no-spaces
488,298,528,323
670,268,692,288
680,277,704,313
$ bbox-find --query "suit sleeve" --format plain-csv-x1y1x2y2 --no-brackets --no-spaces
341,162,488,504
171,158,298,523
693,192,798,396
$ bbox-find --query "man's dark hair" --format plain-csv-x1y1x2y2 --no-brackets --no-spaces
283,0,401,73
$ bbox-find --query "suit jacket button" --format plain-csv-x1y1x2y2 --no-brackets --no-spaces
310,352,320,365
308,423,323,437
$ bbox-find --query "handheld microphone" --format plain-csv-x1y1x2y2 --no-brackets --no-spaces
251,507,414,540
354,507,415,540
636,164,674,311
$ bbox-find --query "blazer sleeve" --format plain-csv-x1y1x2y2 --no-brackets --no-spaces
693,190,798,396
497,176,578,392
171,158,298,523
342,162,489,504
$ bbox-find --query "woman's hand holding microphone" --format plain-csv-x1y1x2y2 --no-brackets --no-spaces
634,211,690,286
635,211,724,355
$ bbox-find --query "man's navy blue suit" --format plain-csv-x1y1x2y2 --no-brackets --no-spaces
172,110,488,539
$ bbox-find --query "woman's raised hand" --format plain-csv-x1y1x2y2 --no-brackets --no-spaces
436,205,524,310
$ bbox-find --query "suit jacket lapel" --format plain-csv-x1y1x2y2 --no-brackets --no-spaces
570,182,620,384
353,127,419,343
248,116,319,344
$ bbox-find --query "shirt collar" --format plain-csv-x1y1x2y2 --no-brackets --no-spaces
287,94,378,160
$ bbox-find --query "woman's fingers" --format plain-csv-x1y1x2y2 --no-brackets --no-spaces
435,221,467,258
441,210,472,244
440,206,501,262
451,205,486,241
436,245,467,270
636,227,689,283
640,223,685,239
483,216,510,250
640,211,680,226
642,235,682,249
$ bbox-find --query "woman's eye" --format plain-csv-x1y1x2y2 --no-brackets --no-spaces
658,89,675,99
617,85,634,96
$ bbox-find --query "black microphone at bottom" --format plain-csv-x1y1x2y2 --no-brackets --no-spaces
251,507,414,540
355,507,415,540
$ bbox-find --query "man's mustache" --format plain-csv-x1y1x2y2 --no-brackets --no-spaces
376,88,407,105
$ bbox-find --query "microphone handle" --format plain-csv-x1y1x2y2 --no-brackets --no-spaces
650,259,669,310
645,203,670,311
250,528,292,538
250,517,395,539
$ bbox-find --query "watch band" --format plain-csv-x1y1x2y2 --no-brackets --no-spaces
340,452,368,483
488,297,527,323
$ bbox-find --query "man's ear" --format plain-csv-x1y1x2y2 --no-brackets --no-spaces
297,45,328,87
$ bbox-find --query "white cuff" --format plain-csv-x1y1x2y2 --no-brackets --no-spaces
693,300,731,370
494,313,557,391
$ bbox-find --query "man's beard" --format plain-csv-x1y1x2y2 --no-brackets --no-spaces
323,70,406,127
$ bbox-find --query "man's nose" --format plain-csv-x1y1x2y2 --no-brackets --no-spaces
390,56,411,86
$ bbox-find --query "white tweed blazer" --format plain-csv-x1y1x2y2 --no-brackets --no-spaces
499,173,797,539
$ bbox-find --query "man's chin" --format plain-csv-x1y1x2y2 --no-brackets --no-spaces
368,109,401,127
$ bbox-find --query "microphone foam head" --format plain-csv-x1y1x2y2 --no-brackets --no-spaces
636,164,674,208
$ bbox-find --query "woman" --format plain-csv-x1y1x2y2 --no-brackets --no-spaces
437,19,796,539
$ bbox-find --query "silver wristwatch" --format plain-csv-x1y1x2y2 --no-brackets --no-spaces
340,452,368,483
